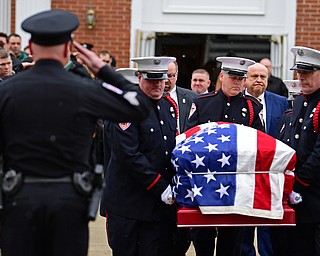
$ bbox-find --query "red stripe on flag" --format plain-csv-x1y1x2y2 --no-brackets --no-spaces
253,131,275,210
285,153,297,171
184,126,201,139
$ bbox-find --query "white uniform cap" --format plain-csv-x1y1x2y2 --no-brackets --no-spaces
290,46,320,71
216,57,255,78
116,68,139,84
131,56,176,80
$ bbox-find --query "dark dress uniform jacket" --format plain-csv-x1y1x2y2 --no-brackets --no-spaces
186,89,264,131
103,97,177,222
0,59,151,177
176,86,198,133
289,89,320,223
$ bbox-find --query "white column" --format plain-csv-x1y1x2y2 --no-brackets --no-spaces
0,0,11,34
15,0,51,48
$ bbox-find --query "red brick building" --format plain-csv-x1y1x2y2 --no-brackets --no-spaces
4,0,320,80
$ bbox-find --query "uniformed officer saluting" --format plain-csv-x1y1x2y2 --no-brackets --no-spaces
186,57,264,256
0,10,151,256
285,46,320,256
102,56,178,256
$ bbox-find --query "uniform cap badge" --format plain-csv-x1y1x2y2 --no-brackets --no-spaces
297,49,304,56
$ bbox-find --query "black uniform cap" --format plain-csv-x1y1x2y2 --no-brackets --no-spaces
21,10,79,46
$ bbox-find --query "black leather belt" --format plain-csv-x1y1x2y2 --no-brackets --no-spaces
24,176,72,183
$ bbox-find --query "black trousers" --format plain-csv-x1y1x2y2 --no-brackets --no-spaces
1,183,89,256
191,227,217,256
106,211,176,256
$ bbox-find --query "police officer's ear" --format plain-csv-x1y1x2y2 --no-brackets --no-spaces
219,71,224,82
63,41,71,58
137,72,142,81
28,39,33,56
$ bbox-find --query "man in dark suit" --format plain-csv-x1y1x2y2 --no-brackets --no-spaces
0,10,151,256
164,61,197,255
241,62,289,256
260,58,288,98
164,61,197,133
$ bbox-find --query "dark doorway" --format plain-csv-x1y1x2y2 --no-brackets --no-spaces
155,33,271,91
155,33,207,89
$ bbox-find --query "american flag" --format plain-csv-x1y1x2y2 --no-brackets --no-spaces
172,122,296,219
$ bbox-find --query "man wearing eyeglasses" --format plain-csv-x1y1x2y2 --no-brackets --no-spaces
164,61,197,133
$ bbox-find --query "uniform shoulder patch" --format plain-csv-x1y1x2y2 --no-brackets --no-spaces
118,122,131,131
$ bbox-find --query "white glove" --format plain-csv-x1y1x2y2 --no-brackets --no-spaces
161,185,175,205
289,191,303,204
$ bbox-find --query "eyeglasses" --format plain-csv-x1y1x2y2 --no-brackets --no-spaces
168,73,177,78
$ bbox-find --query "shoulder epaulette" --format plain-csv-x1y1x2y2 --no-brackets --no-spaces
197,91,218,99
243,94,261,106
313,101,320,134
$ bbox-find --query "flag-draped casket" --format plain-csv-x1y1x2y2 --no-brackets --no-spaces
172,122,297,226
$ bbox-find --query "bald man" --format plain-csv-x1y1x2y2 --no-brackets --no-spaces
242,63,289,256
260,58,288,98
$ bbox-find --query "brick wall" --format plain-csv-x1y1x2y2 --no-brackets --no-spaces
51,0,132,68
12,0,320,65
11,0,16,33
296,0,320,49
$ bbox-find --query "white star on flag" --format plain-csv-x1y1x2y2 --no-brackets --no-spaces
192,136,204,144
204,143,218,152
217,153,231,167
185,188,194,201
191,154,205,168
215,183,230,198
178,145,191,154
192,184,203,197
185,170,193,179
207,128,217,135
175,175,182,188
204,169,216,183
171,158,179,170
217,134,231,143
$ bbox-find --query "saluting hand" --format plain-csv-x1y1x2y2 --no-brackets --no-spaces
73,41,106,75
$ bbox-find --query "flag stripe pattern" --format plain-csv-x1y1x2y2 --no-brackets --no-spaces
172,122,296,219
